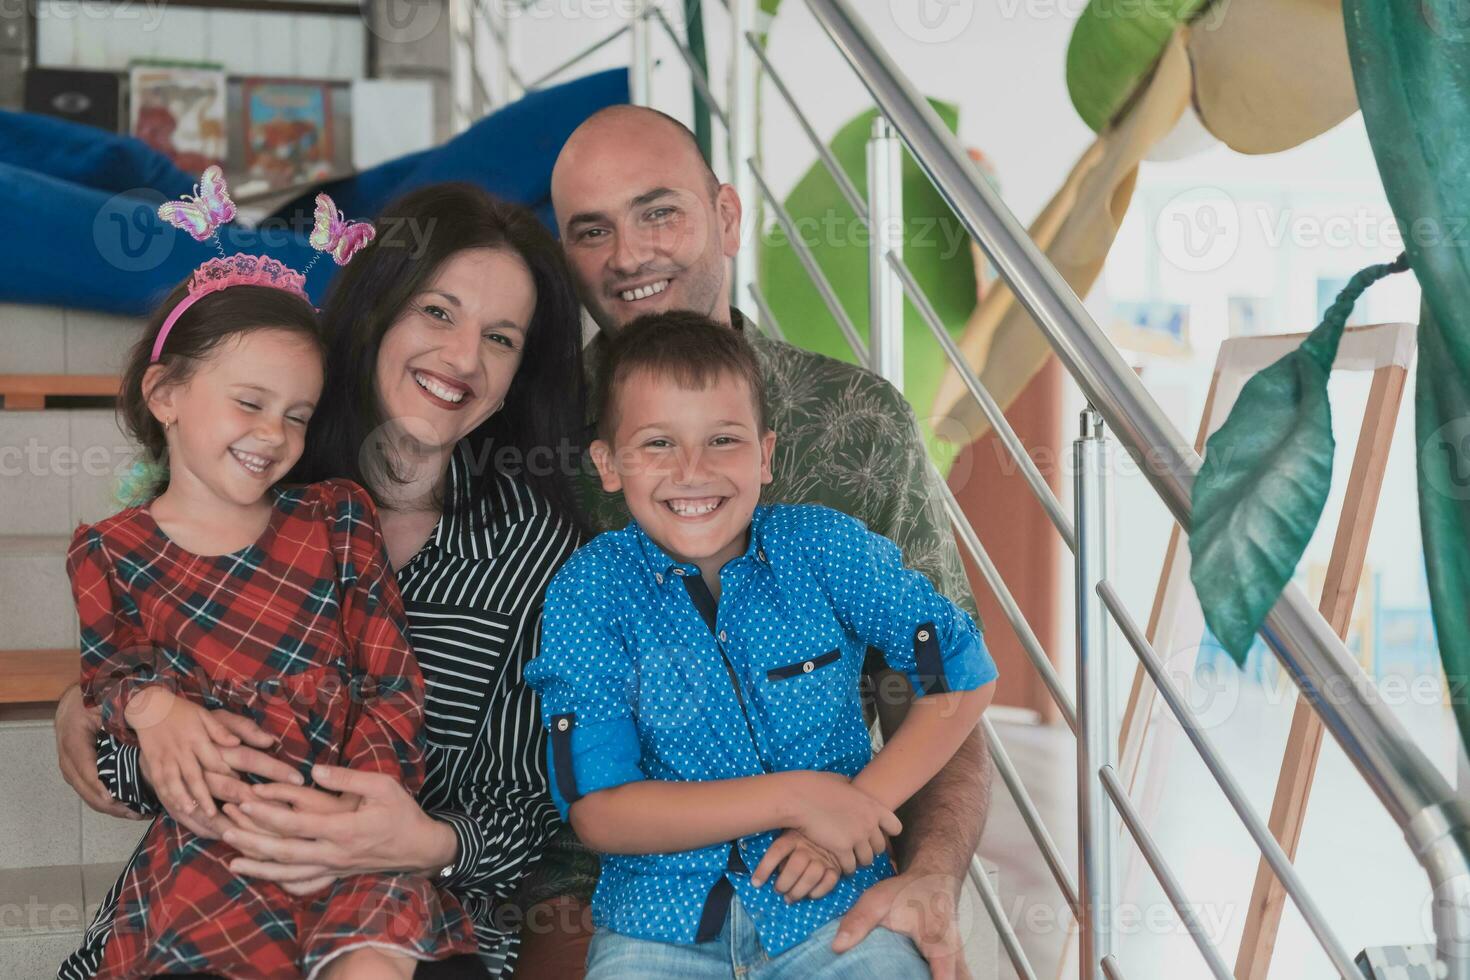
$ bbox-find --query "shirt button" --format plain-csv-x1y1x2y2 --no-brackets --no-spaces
655,572,664,584
555,718,570,732
673,567,686,576
757,548,767,562
719,630,728,642
916,628,931,642
802,661,814,673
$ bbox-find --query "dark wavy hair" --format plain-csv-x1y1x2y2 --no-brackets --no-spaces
294,183,589,535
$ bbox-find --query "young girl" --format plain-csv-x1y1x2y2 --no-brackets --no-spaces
67,246,476,979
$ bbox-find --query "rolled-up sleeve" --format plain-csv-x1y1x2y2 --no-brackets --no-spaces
812,506,997,697
523,560,645,820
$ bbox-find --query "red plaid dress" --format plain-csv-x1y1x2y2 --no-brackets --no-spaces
67,478,477,979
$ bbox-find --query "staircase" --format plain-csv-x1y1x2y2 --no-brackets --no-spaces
0,301,146,978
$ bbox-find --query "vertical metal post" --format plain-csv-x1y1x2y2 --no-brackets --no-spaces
730,0,758,309
866,116,904,389
629,0,652,105
1075,406,1116,978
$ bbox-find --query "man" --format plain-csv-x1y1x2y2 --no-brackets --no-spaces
537,104,995,980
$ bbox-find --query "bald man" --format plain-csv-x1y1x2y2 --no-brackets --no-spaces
516,104,991,980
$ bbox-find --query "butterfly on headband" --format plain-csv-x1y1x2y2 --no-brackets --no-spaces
157,165,236,242
309,193,376,266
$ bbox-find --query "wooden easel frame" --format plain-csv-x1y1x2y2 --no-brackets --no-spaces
1113,322,1416,978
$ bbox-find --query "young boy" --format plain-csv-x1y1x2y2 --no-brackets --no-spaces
524,311,997,978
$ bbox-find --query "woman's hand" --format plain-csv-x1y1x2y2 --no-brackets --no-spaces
751,830,842,903
221,764,456,884
784,771,902,875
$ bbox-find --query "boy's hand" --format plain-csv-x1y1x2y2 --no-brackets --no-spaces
127,686,238,833
751,830,841,903
787,772,902,874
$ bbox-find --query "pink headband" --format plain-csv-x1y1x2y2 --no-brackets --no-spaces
150,166,374,364
151,255,311,362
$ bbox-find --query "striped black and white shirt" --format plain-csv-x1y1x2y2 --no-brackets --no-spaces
59,442,583,979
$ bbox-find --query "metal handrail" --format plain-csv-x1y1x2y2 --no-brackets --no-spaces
1097,581,1359,974
801,0,1470,973
886,250,1075,551
744,30,868,221
747,160,868,360
523,24,631,91
983,715,1079,913
649,7,729,128
745,283,788,343
1098,765,1236,980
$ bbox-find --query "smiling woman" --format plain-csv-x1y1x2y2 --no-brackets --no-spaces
55,183,597,980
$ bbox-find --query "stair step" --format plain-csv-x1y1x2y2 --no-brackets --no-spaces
1,303,142,377
0,712,148,872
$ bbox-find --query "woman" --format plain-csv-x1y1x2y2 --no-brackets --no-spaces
54,183,597,978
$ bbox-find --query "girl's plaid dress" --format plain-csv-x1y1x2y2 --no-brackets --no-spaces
67,478,476,979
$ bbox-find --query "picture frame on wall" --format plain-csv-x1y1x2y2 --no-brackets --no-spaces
128,59,228,172
240,77,336,192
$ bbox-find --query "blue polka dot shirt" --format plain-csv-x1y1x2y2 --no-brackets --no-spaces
523,503,997,955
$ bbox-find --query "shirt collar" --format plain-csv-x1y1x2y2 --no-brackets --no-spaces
628,502,772,586
425,440,495,559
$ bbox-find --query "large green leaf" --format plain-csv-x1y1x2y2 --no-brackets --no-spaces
1189,256,1406,664
756,102,977,465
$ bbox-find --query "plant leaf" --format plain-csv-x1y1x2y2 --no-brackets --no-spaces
1189,350,1335,663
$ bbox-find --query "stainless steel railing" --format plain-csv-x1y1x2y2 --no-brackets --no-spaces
482,1,1470,976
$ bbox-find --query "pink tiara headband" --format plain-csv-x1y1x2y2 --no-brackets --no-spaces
151,165,377,363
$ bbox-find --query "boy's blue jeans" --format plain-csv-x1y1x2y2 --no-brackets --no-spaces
583,896,931,978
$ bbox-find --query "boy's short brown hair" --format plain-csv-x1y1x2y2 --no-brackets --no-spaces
595,311,770,441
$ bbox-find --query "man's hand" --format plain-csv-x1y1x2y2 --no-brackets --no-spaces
54,684,138,820
833,871,971,980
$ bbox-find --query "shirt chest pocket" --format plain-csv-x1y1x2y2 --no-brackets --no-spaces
757,648,852,716
405,600,516,750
